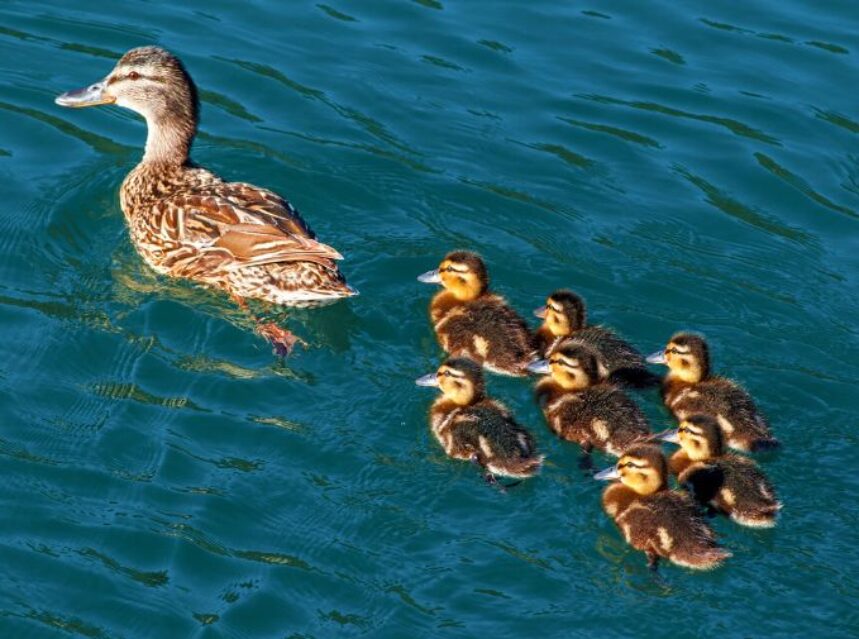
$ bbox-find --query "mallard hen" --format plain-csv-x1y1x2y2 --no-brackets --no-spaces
56,46,356,354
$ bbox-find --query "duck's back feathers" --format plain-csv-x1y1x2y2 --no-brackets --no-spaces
121,165,353,305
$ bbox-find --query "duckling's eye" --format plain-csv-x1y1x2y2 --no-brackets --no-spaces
440,370,452,377
127,71,140,80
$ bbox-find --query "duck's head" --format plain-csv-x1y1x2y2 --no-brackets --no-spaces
416,357,485,406
646,332,710,383
658,414,724,461
594,444,668,495
56,46,198,163
526,342,598,390
417,251,488,301
533,289,586,337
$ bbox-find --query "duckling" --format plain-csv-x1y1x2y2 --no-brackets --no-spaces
646,332,779,452
416,357,543,482
657,415,781,528
595,444,731,570
534,290,656,387
418,252,537,376
56,46,356,355
527,342,651,459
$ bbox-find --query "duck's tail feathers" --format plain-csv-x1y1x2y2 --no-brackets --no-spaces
671,546,732,571
491,454,544,479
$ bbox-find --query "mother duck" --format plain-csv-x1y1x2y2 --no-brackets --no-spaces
56,46,356,354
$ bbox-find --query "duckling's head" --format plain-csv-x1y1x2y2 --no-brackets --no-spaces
56,46,199,162
417,251,488,301
527,342,598,390
534,289,586,337
661,415,724,461
415,357,485,405
594,444,668,495
646,332,710,383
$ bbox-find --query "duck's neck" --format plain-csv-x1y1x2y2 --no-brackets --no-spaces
142,114,196,165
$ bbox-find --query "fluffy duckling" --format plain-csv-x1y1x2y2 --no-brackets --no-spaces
658,415,781,528
56,46,356,355
418,252,537,376
527,342,651,459
416,357,543,482
595,444,731,570
534,290,656,387
647,332,779,452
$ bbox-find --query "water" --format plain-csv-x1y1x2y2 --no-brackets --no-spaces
1,0,857,636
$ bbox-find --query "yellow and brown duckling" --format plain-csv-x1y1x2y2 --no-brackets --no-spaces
418,252,537,376
595,444,731,571
534,290,656,387
416,357,543,484
657,415,781,528
527,342,651,460
647,332,779,452
56,46,356,354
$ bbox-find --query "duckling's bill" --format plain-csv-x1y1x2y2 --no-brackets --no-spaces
594,465,621,481
533,305,547,319
417,269,441,284
655,428,680,444
55,81,115,108
526,359,551,375
415,373,440,387
646,350,667,364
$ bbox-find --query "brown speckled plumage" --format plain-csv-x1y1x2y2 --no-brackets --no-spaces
426,358,543,478
425,252,537,376
535,290,655,387
535,343,650,456
668,415,781,527
659,333,778,452
63,46,355,308
600,444,730,570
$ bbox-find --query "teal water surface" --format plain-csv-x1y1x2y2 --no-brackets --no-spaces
1,0,858,637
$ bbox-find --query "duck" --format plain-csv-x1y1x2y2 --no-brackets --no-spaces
534,289,656,387
416,357,543,483
646,332,779,452
595,444,731,571
527,342,651,460
55,46,356,355
418,251,537,376
657,415,781,528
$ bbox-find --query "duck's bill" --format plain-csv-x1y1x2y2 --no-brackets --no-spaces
645,350,667,365
55,81,115,108
415,373,439,387
417,269,441,284
654,428,680,444
593,466,621,481
533,305,547,319
526,359,551,375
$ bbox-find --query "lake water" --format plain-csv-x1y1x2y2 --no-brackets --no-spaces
1,0,857,637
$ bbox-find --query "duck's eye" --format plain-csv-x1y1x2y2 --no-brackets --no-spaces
127,71,140,80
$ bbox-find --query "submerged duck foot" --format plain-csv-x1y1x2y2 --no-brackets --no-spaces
256,322,306,357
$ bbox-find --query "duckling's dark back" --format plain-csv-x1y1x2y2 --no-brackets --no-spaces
440,296,536,374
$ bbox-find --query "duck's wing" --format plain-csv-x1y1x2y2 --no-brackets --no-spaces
224,182,316,239
151,190,343,277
